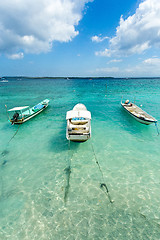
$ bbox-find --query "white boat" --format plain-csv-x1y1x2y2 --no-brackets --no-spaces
0,77,8,82
66,103,91,142
8,99,49,124
121,99,157,125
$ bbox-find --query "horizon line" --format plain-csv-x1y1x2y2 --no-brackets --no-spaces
2,76,160,79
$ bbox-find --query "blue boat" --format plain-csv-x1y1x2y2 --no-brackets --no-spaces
8,99,49,124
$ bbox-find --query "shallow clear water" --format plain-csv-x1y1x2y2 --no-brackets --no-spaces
0,77,160,239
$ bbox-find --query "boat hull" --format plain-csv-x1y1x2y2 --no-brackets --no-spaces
12,105,48,124
121,103,156,125
66,133,91,142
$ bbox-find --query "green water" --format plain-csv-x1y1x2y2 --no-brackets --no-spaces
0,78,160,239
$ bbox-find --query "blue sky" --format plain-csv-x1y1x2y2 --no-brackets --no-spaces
1,0,160,77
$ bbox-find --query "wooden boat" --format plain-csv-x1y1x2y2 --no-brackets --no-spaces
66,103,91,142
8,99,49,124
121,99,157,125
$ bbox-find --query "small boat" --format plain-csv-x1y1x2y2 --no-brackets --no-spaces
121,99,157,125
0,77,8,82
66,103,91,142
0,80,8,82
8,99,49,124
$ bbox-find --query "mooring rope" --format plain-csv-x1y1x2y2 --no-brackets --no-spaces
91,142,114,203
155,122,159,136
68,140,72,165
8,124,21,143
1,124,21,159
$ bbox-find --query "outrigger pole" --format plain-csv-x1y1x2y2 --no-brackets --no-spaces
5,105,11,122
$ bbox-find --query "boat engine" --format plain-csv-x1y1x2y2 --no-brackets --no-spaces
12,112,19,124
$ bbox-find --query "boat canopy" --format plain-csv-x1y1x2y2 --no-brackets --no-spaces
8,106,29,112
66,110,91,120
42,99,50,104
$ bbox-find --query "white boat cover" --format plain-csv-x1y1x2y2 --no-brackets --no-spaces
8,106,29,112
73,103,87,111
42,99,50,104
66,110,91,120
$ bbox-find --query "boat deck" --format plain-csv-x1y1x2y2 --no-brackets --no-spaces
22,104,44,118
122,102,157,123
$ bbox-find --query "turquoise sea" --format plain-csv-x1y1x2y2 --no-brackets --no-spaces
0,77,160,240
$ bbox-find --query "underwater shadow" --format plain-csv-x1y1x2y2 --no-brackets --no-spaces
48,120,85,154
48,121,87,205
120,108,154,136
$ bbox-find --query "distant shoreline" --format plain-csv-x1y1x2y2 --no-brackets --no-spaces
1,76,160,80
1,76,114,80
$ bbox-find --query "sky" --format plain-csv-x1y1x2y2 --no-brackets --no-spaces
1,0,160,77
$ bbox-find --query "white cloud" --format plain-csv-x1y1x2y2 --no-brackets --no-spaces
95,48,111,57
91,35,109,43
95,67,119,73
117,57,160,77
96,0,160,57
143,57,160,65
0,0,92,57
108,59,122,63
7,52,24,60
91,57,160,77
